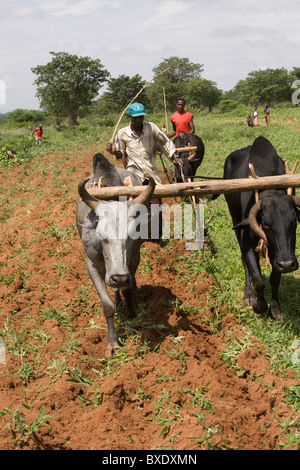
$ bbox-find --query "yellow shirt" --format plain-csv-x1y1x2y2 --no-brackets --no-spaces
115,122,177,185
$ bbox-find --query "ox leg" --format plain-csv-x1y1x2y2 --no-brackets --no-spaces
120,276,137,318
114,287,135,318
242,256,256,306
269,271,282,320
86,261,119,357
115,290,122,311
242,249,268,314
121,287,136,318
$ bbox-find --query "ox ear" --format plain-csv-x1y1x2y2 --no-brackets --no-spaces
292,196,300,222
232,219,249,230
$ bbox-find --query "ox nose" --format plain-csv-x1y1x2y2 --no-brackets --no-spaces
109,274,131,287
277,259,298,273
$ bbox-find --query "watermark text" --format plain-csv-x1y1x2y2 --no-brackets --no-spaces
0,80,6,105
291,80,300,105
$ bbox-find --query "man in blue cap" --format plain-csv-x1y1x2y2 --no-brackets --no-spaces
106,102,182,243
107,102,182,185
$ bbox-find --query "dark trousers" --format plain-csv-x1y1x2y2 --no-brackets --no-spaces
143,179,162,241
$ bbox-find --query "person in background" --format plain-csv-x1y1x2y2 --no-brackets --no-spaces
166,98,195,138
106,102,182,243
264,105,270,125
253,107,259,127
33,124,43,144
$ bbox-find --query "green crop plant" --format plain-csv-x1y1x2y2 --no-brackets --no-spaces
0,406,54,449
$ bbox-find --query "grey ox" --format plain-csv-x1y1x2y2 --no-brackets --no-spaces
76,153,155,357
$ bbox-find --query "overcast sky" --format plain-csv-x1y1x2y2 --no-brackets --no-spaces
0,0,299,112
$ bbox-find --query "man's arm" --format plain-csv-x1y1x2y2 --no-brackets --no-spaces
155,125,183,166
166,121,176,139
106,140,123,160
188,117,195,134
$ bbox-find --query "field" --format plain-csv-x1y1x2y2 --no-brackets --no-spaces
0,106,300,450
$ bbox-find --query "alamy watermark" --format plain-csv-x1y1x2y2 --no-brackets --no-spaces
0,339,5,364
95,200,205,250
0,80,6,105
292,80,300,105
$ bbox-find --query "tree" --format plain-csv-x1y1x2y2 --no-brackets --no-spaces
289,67,300,81
98,74,150,113
184,79,222,111
146,57,204,111
233,68,291,106
31,52,110,127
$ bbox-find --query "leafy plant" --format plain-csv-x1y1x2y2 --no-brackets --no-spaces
0,406,54,449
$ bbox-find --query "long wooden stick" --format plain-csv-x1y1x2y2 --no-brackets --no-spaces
285,160,299,195
87,173,300,200
176,146,197,153
163,86,168,133
109,59,188,143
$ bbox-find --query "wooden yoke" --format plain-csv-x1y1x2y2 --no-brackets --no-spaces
248,163,259,203
285,160,299,195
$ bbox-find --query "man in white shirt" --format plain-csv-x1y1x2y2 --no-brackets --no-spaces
106,103,182,242
107,102,182,184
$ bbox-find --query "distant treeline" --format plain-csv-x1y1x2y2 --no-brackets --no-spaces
2,54,300,128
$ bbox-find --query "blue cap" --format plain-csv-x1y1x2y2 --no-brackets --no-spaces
128,103,147,117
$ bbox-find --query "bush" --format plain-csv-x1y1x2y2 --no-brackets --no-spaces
218,99,239,113
6,109,48,126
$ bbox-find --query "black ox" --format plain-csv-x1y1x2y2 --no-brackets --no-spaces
223,136,300,319
173,132,205,182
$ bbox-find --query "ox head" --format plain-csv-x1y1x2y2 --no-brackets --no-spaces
248,193,300,273
174,132,204,182
78,177,155,289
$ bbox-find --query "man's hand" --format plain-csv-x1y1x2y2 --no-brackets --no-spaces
173,154,184,166
106,142,116,154
107,142,123,160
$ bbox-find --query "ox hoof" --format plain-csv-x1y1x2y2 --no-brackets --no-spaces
270,301,283,320
243,296,256,307
271,312,282,320
253,299,268,315
105,341,120,358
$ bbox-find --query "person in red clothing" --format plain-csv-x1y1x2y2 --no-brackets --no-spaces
166,98,195,138
33,124,43,145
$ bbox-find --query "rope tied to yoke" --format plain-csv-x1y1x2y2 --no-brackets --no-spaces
248,163,270,265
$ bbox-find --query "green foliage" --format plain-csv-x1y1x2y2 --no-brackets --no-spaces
0,406,54,449
6,109,48,126
96,74,150,113
146,56,203,112
184,78,222,111
218,99,239,113
31,51,110,126
234,67,293,106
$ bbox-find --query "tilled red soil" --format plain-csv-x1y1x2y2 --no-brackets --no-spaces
0,142,298,450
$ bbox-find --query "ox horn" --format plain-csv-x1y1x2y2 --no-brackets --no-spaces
248,201,268,244
187,152,196,161
132,177,155,205
78,177,100,213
